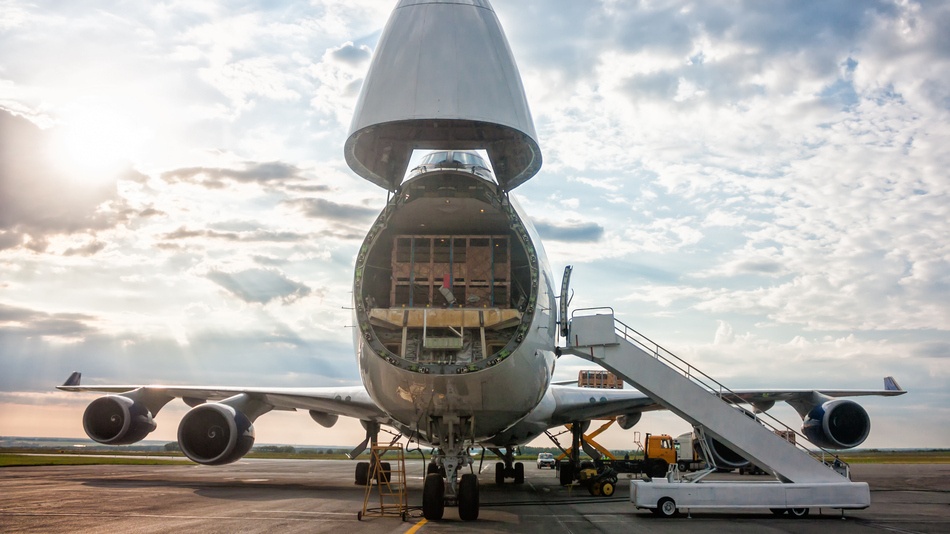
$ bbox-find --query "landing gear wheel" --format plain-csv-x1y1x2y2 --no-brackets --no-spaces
495,462,505,485
770,508,787,516
513,462,525,484
600,481,615,497
790,508,809,518
355,462,369,486
379,462,392,483
657,497,678,518
422,473,445,520
559,461,574,486
458,473,480,521
427,462,440,475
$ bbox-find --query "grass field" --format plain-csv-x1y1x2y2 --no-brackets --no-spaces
2,449,947,468
0,454,192,468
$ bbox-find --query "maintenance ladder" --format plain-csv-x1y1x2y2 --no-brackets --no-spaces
562,309,848,484
359,444,408,521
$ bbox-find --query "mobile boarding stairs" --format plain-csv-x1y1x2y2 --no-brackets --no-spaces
561,307,870,516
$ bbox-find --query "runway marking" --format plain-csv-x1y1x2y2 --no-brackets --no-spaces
405,518,427,533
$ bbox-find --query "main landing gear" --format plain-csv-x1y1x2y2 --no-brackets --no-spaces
489,447,525,485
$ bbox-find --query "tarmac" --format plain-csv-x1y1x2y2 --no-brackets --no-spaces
1,459,947,533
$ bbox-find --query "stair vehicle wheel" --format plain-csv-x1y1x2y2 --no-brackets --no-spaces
770,508,787,516
789,507,809,518
355,461,369,485
458,473,479,521
657,497,678,518
495,462,505,485
600,481,615,497
514,462,525,484
422,473,445,520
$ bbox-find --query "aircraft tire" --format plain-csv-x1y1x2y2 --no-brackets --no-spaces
495,462,505,484
514,462,525,484
379,462,391,483
422,473,445,520
458,473,479,521
559,461,574,486
355,462,369,486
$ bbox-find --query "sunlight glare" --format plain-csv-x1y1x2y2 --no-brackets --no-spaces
49,105,144,184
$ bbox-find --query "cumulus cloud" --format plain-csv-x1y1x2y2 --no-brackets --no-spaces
285,197,378,223
0,302,97,339
534,219,604,242
162,226,307,243
206,268,311,304
160,162,304,188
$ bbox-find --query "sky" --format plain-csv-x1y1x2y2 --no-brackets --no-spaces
1,0,948,451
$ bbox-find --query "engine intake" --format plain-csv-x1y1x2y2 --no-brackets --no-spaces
802,399,870,449
83,395,156,445
178,403,255,465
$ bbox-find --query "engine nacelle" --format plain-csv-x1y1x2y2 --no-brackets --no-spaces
82,395,156,445
701,435,750,470
178,403,255,465
802,399,870,449
616,413,642,430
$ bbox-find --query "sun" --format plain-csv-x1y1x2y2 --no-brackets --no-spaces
49,104,144,184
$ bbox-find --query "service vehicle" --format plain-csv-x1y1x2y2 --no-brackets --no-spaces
536,452,556,469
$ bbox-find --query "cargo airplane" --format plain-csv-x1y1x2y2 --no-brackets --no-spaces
59,0,906,521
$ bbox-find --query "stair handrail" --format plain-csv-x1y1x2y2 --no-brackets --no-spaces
567,307,849,474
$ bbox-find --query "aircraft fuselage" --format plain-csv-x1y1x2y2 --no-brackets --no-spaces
353,154,557,447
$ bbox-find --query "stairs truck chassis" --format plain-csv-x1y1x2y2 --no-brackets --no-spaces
632,479,870,517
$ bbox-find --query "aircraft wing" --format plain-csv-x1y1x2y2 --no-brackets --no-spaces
57,372,389,423
547,376,905,425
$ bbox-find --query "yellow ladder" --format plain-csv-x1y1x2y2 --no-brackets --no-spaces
358,444,408,521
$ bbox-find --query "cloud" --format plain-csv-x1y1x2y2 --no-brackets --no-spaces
206,268,311,304
285,197,378,223
0,110,123,249
330,41,371,66
160,161,304,188
534,220,604,242
0,302,97,339
162,226,308,243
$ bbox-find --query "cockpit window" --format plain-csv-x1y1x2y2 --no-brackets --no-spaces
420,151,486,168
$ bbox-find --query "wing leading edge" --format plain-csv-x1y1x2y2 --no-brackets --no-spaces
57,372,389,423
548,376,905,425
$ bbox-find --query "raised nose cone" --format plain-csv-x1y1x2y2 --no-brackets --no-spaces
345,0,541,192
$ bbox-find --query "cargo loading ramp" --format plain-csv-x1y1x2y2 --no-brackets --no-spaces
560,307,871,511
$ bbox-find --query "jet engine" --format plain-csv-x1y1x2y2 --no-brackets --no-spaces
82,395,157,445
802,399,870,449
178,403,255,465
616,412,642,430
701,435,750,470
